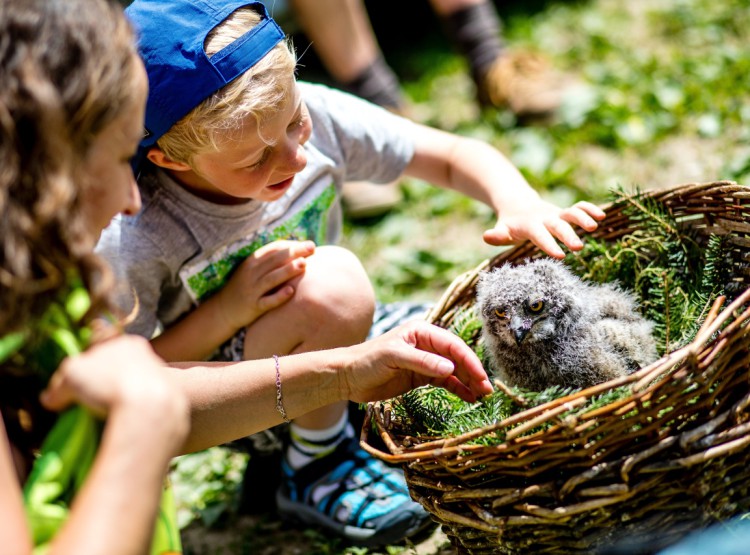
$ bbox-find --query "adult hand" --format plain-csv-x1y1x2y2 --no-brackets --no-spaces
341,320,494,404
216,240,315,331
484,199,606,259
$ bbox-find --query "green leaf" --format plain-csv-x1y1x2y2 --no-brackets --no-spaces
0,331,27,363
50,329,82,357
64,288,91,322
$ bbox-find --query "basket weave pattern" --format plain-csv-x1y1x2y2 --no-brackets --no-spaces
363,181,750,553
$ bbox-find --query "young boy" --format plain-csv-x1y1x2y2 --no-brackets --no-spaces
97,0,605,546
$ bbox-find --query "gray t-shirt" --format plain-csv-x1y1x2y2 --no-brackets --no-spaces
96,81,416,339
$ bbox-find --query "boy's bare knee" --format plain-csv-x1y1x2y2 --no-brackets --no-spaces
295,246,375,336
241,247,374,357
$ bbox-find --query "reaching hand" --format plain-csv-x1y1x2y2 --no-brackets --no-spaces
216,240,315,332
484,199,606,259
341,320,494,404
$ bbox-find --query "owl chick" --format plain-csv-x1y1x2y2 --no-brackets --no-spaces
476,258,658,391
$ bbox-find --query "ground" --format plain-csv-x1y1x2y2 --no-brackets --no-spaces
182,516,457,555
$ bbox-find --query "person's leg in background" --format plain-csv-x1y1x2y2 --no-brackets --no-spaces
289,0,405,112
285,0,571,216
290,0,568,121
430,0,567,120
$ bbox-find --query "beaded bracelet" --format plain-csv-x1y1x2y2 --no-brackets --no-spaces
273,354,290,423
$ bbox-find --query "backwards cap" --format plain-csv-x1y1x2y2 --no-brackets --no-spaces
126,0,284,152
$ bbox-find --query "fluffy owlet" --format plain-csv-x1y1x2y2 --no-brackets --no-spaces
476,258,658,391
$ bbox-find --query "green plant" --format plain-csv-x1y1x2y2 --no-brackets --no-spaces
172,447,248,529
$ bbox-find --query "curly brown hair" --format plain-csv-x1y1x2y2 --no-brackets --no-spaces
0,0,140,330
0,0,141,465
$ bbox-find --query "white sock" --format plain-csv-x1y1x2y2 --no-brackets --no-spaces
286,410,351,470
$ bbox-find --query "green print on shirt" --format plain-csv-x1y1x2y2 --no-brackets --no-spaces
185,184,335,302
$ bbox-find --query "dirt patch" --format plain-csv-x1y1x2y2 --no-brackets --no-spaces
182,515,457,555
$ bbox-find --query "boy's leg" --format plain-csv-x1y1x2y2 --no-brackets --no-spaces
240,246,432,545
242,245,373,430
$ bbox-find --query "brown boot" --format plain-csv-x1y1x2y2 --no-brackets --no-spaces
477,50,568,120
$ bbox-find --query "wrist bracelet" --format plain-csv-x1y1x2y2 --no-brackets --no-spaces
273,355,290,423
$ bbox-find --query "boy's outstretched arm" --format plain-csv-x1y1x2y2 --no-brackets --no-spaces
152,240,314,362
404,123,605,258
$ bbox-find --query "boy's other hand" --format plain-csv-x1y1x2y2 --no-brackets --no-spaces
217,240,316,331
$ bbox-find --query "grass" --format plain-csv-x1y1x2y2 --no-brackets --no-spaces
176,0,750,552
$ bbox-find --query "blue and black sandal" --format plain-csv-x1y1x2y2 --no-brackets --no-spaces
275,434,433,546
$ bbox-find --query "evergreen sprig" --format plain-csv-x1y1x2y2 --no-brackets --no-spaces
395,384,630,446
565,186,729,353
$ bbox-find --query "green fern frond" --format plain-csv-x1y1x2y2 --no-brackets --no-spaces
448,306,483,345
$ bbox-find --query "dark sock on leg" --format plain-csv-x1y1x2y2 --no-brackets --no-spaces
340,54,405,111
440,2,505,82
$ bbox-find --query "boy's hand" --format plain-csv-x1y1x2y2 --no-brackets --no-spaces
483,199,605,259
216,240,316,332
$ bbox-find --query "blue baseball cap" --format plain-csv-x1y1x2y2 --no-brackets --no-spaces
125,0,285,169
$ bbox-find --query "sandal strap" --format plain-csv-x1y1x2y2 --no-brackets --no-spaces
283,436,410,528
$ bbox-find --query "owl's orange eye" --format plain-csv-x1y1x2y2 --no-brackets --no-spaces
528,300,545,313
494,309,508,319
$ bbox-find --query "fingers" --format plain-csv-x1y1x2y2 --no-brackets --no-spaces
238,241,313,302
40,336,167,417
573,201,607,222
39,369,76,412
256,284,295,311
254,240,314,269
407,323,493,400
544,219,583,254
482,225,514,246
258,259,306,294
254,240,315,263
486,222,567,259
559,201,605,232
385,346,482,403
484,201,606,257
544,201,607,252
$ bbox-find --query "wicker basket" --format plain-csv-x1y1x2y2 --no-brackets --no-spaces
362,181,750,554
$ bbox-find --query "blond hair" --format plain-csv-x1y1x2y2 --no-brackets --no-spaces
156,7,297,164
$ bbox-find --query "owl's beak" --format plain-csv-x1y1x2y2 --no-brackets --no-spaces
512,326,529,346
